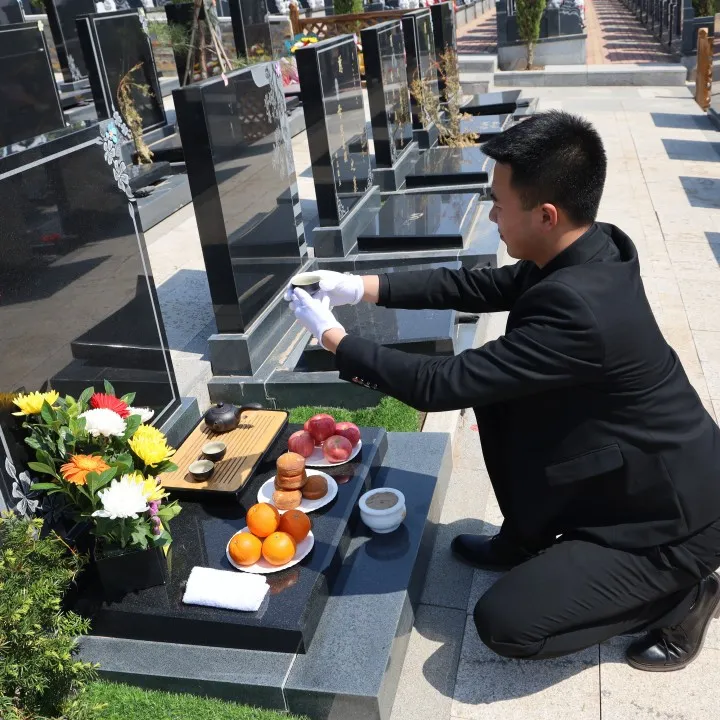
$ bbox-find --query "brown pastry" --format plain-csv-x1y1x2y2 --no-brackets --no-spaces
302,474,328,500
273,488,302,510
276,452,307,490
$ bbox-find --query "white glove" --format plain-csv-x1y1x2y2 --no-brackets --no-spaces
284,270,364,308
290,288,346,350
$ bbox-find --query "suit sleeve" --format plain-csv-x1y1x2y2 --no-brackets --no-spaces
335,281,604,412
374,261,531,313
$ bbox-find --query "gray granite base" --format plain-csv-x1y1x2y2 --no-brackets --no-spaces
159,396,201,449
413,123,440,151
136,173,192,233
79,431,453,720
372,143,420,192
312,187,382,258
709,108,720,132
498,34,587,71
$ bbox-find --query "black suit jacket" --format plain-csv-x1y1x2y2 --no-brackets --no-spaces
335,223,720,551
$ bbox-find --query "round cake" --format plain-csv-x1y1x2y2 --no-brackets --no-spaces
276,452,308,490
273,488,302,510
302,474,328,500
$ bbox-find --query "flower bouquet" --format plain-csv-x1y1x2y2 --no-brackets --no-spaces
285,32,319,55
13,382,181,594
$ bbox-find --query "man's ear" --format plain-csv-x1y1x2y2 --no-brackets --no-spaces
540,203,559,229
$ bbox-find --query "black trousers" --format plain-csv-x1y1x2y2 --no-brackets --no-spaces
473,519,720,659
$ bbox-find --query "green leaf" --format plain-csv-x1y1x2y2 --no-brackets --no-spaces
123,414,142,440
156,502,181,523
95,467,117,491
24,436,41,451
114,453,134,473
78,386,94,406
27,462,57,477
130,525,150,550
40,401,56,425
29,482,59,491
103,379,116,396
120,392,136,406
37,450,56,471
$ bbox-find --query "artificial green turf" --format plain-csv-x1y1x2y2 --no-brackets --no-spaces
79,681,308,720
287,396,421,432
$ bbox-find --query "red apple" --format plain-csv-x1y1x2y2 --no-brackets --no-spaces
334,421,361,446
288,430,315,458
323,435,353,463
306,413,336,443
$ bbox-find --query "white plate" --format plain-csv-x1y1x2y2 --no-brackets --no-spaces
226,528,315,574
304,439,362,467
257,470,337,514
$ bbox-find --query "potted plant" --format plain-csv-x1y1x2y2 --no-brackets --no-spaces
13,382,181,596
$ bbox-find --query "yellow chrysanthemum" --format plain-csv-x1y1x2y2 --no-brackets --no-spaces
129,425,176,467
121,470,167,502
13,390,59,416
60,454,110,486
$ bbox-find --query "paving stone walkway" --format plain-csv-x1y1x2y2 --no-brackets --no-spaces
390,85,720,720
456,6,497,54
584,0,676,63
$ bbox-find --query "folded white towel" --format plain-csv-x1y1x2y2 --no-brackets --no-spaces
183,566,269,612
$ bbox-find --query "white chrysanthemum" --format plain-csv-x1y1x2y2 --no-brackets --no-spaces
127,406,154,423
79,408,127,438
92,475,149,520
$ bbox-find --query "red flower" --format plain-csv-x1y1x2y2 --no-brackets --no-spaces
90,392,130,418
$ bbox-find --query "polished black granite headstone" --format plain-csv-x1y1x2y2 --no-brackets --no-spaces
68,424,388,655
0,23,65,147
361,20,413,170
357,192,479,252
405,146,492,189
459,113,511,141
461,89,521,116
295,35,373,227
174,62,306,334
0,121,180,486
402,9,439,130
43,0,96,82
430,2,455,103
76,10,166,131
0,0,23,24
228,0,271,60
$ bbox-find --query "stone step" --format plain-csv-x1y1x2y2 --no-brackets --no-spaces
494,63,687,87
458,54,498,74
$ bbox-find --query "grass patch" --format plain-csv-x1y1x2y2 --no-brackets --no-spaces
287,396,422,432
78,681,309,720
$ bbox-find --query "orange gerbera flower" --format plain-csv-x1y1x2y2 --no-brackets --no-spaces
60,454,110,486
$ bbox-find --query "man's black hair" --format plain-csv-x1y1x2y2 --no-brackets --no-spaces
482,110,607,226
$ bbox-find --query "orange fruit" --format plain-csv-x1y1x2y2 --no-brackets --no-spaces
246,502,280,538
228,532,262,566
262,531,297,566
278,509,312,544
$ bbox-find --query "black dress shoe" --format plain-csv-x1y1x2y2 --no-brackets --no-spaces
626,572,720,672
451,532,533,571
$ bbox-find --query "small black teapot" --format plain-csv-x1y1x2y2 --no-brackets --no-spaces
203,402,263,433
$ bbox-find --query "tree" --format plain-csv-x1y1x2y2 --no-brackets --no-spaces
333,0,364,14
516,0,547,70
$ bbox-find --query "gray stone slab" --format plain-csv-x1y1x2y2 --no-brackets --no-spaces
389,604,467,720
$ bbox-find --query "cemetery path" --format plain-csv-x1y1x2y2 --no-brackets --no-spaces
585,0,677,63
456,6,497,54
389,85,720,720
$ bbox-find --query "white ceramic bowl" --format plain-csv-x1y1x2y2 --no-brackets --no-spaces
359,488,406,534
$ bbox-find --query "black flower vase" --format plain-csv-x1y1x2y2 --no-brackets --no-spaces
93,542,168,599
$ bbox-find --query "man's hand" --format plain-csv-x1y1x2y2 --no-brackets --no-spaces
290,288,347,351
284,270,365,308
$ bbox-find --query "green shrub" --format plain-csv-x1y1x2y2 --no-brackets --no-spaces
693,0,715,16
333,0,363,15
0,514,96,719
516,0,547,69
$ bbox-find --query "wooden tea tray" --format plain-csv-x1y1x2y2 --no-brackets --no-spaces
160,409,288,495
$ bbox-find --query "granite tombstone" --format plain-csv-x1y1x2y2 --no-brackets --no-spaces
76,9,166,132
174,62,307,334
43,0,96,82
227,0,272,60
0,22,65,147
402,9,439,131
0,0,23,24
405,146,492,189
0,120,180,513
429,1,455,102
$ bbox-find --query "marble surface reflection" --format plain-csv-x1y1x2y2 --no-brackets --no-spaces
44,0,96,81
0,123,179,441
81,11,165,131
228,0,272,59
408,146,492,186
402,10,440,130
459,113,510,141
362,20,413,169
296,36,373,226
0,0,24,24
175,63,305,333
0,23,65,147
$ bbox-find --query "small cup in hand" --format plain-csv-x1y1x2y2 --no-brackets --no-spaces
290,272,322,296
